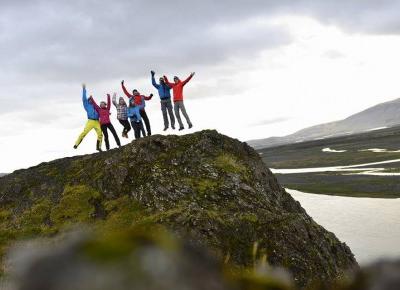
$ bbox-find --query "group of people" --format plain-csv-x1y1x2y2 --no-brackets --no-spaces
74,71,195,151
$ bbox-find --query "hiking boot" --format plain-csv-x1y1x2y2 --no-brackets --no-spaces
163,126,168,131
73,145,78,149
172,125,175,130
188,124,193,129
96,141,102,152
179,127,184,131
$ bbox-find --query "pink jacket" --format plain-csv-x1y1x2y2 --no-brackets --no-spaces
89,94,111,125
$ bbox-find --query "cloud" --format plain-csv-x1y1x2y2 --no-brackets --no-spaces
3,0,400,172
0,1,292,85
2,1,400,90
250,117,291,127
323,50,346,59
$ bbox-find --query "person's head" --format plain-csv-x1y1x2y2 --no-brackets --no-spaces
173,76,180,84
119,97,126,106
100,101,107,109
132,89,140,96
159,77,165,84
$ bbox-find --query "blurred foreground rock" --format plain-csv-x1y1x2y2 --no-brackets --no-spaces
2,229,399,290
4,228,292,290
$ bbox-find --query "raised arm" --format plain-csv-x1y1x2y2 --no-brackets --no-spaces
182,72,195,86
82,84,89,109
89,96,100,111
112,93,118,107
151,71,159,89
121,80,134,98
143,93,153,101
106,94,111,110
163,75,175,88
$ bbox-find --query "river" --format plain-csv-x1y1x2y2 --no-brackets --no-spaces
288,189,400,265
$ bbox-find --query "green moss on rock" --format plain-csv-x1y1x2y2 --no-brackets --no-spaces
50,185,101,226
0,130,357,288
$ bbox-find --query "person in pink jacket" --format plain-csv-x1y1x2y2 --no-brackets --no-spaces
89,94,121,151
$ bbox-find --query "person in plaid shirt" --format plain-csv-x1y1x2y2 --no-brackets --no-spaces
112,93,131,138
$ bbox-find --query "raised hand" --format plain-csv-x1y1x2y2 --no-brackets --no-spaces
121,80,124,84
151,70,155,76
113,92,117,98
191,72,195,77
82,83,86,89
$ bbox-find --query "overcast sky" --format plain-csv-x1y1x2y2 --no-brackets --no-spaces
2,0,400,172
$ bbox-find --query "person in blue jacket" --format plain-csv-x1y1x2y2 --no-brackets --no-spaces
128,98,146,139
151,70,175,131
74,84,103,151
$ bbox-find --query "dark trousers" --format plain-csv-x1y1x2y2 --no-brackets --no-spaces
118,119,131,135
140,109,151,136
161,99,175,128
131,121,146,139
101,123,121,150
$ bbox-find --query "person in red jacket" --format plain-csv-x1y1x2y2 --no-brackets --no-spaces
163,72,195,130
121,80,153,136
89,94,121,151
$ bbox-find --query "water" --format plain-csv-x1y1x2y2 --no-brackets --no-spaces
288,189,400,265
271,158,400,174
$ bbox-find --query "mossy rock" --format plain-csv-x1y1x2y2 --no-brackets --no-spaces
0,130,357,287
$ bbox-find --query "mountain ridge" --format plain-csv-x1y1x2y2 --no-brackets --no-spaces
249,98,400,149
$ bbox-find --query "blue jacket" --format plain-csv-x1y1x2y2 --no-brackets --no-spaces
127,106,142,123
82,87,99,120
152,75,171,99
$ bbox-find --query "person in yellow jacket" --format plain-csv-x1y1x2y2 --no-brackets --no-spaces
74,84,103,151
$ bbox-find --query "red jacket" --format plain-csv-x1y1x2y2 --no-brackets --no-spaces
164,74,193,102
90,94,111,125
121,83,152,108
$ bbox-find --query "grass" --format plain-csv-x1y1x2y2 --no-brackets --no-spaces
259,126,400,169
277,172,400,198
257,126,400,198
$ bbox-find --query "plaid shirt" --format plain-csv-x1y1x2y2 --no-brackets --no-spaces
113,96,128,120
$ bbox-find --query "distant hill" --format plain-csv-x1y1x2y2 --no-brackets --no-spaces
249,98,400,149
0,174,7,177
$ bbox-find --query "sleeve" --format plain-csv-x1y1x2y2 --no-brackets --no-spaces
89,96,100,112
135,108,142,122
122,82,134,98
163,76,175,88
151,75,160,89
82,87,88,110
143,94,153,101
107,94,111,110
182,73,194,86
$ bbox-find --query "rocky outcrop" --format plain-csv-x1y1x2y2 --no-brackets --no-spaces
0,130,357,287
